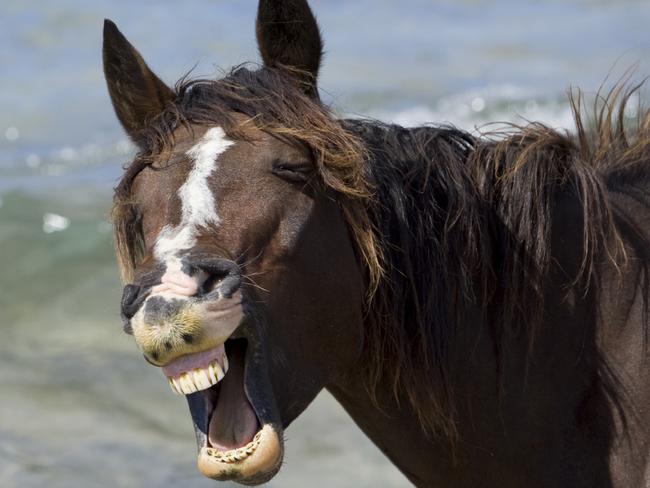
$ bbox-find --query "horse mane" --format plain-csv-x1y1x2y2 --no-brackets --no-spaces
112,66,650,440
345,83,650,439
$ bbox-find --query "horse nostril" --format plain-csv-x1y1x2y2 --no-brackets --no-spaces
121,284,145,320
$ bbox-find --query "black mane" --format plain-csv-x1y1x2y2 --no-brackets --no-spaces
344,102,650,436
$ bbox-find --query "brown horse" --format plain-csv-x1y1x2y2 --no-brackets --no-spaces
103,1,650,486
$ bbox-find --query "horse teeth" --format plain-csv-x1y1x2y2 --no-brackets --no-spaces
208,363,218,384
222,353,229,373
180,373,196,394
177,374,188,394
168,377,180,395
213,361,225,381
172,377,183,395
193,369,210,390
204,369,214,388
167,358,229,395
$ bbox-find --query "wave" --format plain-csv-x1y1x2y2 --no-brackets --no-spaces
368,84,577,133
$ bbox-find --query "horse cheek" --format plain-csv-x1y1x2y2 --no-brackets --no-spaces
249,196,361,423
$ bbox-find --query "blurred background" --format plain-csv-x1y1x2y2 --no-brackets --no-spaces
1,0,649,487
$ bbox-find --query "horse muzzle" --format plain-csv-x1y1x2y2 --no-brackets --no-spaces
130,291,244,367
122,256,244,366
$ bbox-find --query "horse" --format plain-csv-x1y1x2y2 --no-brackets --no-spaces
102,1,650,486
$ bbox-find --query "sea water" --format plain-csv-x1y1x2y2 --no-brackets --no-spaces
1,1,649,486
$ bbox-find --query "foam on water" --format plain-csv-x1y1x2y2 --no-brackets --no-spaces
373,85,577,132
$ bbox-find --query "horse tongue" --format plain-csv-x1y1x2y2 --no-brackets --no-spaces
208,344,258,451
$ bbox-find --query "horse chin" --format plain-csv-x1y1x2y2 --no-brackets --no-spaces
197,424,283,485
184,338,284,485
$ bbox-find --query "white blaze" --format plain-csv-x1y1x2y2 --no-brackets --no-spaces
153,127,234,291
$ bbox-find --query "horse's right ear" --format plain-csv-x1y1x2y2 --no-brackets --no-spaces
102,19,174,144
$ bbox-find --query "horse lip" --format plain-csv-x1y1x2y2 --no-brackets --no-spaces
135,294,246,368
197,424,284,484
203,299,243,314
228,324,247,340
186,389,213,452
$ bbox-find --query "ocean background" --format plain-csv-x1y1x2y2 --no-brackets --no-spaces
1,1,649,486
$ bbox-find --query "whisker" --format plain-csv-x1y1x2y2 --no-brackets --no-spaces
242,274,270,293
240,249,265,268
243,270,270,278
234,245,254,264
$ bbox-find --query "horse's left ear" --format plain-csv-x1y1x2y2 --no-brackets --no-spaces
256,0,323,95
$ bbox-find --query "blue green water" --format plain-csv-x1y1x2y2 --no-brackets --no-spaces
1,1,650,486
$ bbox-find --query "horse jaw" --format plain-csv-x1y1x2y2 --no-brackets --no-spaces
197,425,283,485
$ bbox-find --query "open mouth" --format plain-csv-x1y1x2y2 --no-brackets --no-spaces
162,338,283,485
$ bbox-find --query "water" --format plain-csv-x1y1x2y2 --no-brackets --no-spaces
1,1,649,486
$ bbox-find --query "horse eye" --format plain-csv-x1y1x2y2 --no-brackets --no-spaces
271,161,313,183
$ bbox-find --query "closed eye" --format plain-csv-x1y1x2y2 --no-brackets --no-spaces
271,161,314,183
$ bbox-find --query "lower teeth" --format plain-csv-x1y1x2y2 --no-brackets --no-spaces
205,431,262,463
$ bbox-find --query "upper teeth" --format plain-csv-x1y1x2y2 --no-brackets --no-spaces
168,359,228,395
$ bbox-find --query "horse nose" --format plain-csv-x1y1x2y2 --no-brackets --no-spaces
120,259,241,329
191,257,242,299
121,284,148,333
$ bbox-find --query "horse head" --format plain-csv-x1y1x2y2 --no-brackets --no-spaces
103,1,367,484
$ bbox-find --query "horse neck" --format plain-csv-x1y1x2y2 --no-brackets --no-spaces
326,373,450,487
328,120,650,488
325,121,475,486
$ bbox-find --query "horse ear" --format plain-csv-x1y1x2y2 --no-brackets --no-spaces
256,0,323,94
102,19,174,144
